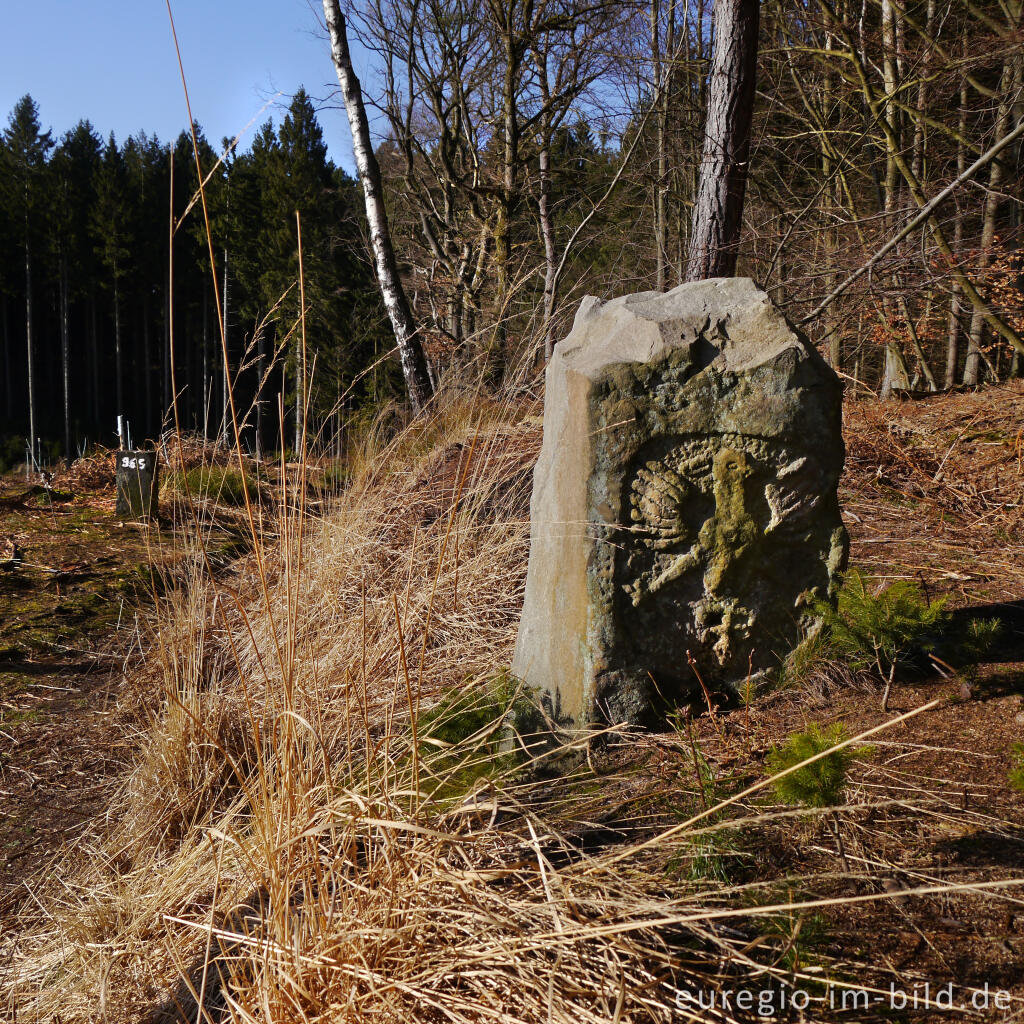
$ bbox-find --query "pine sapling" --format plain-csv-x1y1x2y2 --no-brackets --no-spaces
768,723,871,872
815,569,950,711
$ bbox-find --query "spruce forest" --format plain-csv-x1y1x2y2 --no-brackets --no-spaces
1,1,1023,1022
0,89,390,466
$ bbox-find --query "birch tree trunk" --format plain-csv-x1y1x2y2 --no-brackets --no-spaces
538,137,558,360
684,0,760,281
322,0,433,413
878,0,904,398
535,42,559,362
879,340,910,398
489,18,521,383
945,63,968,388
651,0,668,290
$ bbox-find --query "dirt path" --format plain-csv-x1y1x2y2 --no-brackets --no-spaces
0,482,179,912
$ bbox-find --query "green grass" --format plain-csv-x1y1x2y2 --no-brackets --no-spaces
666,709,750,882
1009,742,1024,792
1,708,45,729
754,905,832,973
417,673,536,802
315,461,348,495
774,631,830,689
170,465,258,506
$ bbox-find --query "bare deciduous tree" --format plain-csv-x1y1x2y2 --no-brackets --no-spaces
323,0,434,412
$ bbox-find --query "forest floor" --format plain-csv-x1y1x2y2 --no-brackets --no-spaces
1,382,1023,1021
0,476,171,901
0,457,267,910
571,381,1024,1017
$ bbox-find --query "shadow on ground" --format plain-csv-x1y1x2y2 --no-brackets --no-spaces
951,600,1024,665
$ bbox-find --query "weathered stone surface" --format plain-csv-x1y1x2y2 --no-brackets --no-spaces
512,278,847,728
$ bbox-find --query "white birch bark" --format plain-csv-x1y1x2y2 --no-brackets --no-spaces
322,0,433,413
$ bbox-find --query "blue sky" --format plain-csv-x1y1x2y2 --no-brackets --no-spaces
1,0,358,169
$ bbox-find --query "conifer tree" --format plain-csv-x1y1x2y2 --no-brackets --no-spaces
51,121,101,460
2,95,53,464
124,131,171,435
92,134,132,431
275,89,341,450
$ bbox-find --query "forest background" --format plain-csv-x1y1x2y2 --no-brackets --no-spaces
1,0,1022,469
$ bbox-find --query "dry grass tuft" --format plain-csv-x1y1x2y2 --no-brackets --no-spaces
5,386,1023,1023
6,392,737,1023
843,380,1024,541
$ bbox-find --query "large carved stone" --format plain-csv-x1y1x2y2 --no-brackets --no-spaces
512,278,847,728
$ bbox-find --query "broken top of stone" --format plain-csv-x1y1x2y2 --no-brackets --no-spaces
512,277,847,729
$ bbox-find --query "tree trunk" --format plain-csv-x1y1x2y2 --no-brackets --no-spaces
90,296,99,429
832,9,1024,359
257,325,266,456
880,342,910,398
113,271,123,427
880,0,899,234
880,0,905,377
161,287,169,421
684,0,760,281
181,283,191,431
144,299,153,437
202,278,210,438
294,293,304,456
963,61,1014,385
60,258,71,463
945,62,968,388
900,294,937,390
821,28,840,370
2,296,12,423
539,139,558,360
910,0,935,184
24,213,36,467
651,0,669,290
494,29,519,369
322,0,434,413
222,247,229,445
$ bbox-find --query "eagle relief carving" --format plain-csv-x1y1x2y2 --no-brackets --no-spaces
621,434,826,667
